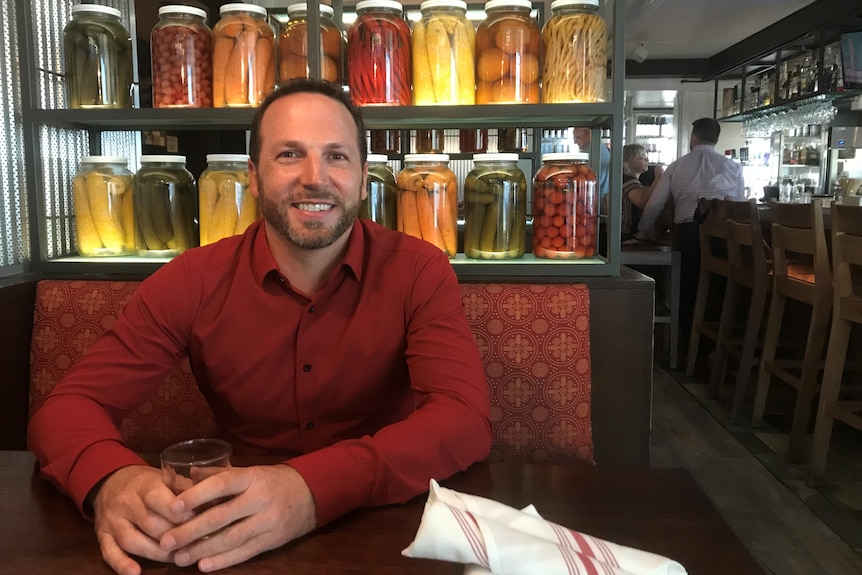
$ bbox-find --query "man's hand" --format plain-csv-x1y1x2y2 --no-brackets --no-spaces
654,164,665,180
93,464,190,575
159,464,316,573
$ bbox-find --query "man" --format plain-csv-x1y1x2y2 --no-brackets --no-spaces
635,117,745,354
574,127,610,201
28,78,491,575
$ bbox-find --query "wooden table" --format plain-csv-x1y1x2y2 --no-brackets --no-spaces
0,451,765,574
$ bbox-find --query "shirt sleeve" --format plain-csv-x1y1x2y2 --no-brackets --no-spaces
637,162,674,232
27,258,196,512
286,253,492,526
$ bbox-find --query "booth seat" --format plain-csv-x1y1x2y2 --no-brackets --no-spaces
29,279,593,464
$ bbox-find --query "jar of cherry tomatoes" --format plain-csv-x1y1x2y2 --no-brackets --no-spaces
464,153,527,259
150,5,213,108
347,0,411,106
360,154,398,230
396,154,458,257
212,3,276,107
279,3,344,84
475,0,541,104
532,151,597,259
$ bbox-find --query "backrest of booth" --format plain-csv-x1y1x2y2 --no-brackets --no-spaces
28,279,593,463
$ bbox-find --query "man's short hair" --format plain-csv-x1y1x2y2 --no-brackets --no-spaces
249,78,367,166
691,118,721,144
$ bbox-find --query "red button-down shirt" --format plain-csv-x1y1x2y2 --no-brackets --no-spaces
29,219,491,526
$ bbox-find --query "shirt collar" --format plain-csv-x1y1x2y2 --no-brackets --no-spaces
251,219,366,286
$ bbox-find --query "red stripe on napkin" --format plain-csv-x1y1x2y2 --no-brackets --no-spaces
447,505,489,567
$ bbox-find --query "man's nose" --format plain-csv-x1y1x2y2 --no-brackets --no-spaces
298,154,325,185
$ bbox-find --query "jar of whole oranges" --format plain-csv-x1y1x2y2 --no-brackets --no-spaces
396,154,458,257
212,3,276,107
279,3,344,84
475,0,541,104
532,151,598,259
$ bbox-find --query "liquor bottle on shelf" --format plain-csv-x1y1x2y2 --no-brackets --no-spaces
779,62,790,101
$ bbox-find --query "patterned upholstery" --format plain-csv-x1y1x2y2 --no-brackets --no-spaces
29,280,592,463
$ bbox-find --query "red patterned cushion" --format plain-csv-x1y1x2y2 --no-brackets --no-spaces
28,280,216,453
459,283,593,465
29,280,592,463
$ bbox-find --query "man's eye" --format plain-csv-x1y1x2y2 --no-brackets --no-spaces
331,153,347,160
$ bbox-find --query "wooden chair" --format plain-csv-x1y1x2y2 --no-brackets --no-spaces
751,200,831,461
809,203,862,484
710,199,771,423
686,197,730,375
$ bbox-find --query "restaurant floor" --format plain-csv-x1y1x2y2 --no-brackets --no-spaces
650,358,862,575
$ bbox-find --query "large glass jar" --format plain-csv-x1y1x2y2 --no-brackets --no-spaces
198,154,255,246
347,0,412,106
412,0,475,105
134,155,197,256
151,5,214,108
279,3,344,84
72,156,134,256
475,0,541,104
360,154,398,230
542,0,607,103
463,153,527,259
212,3,276,108
370,129,401,155
460,129,488,153
396,154,458,257
532,152,598,259
498,127,529,152
415,129,445,153
63,4,133,109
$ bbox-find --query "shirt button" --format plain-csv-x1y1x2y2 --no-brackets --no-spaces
305,421,315,430
308,305,315,313
303,364,312,372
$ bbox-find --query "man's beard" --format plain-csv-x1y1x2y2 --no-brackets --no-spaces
256,175,360,250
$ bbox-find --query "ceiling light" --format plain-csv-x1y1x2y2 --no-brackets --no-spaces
633,43,649,63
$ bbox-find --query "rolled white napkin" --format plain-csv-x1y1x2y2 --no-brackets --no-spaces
402,480,687,575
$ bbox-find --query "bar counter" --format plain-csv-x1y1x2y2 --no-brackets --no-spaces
1,451,765,574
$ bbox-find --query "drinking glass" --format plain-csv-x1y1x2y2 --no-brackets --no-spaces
160,438,232,502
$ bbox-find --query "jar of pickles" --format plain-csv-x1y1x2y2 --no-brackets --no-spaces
347,0,412,106
532,152,598,259
64,4,133,109
279,3,344,84
198,154,255,246
464,153,526,259
542,0,607,103
151,5,214,108
396,154,458,257
72,156,134,256
360,155,398,230
475,0,541,104
412,0,475,105
134,155,197,256
212,3,276,108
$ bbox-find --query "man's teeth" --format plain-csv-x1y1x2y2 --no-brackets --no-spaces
297,203,332,212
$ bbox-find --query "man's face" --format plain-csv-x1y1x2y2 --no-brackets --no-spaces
573,128,591,152
249,92,367,250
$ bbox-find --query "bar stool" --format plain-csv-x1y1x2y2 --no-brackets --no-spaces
710,199,771,423
810,203,862,485
751,200,831,462
686,197,730,376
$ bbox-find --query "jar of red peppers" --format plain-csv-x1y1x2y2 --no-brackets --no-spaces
151,5,213,108
475,0,541,104
532,151,598,259
212,3,276,108
347,0,411,106
279,3,344,84
396,154,458,257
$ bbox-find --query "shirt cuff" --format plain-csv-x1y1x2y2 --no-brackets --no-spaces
65,441,148,516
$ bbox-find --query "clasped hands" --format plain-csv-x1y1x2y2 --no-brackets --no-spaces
93,463,316,575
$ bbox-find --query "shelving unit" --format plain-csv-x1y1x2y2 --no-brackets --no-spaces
18,0,626,280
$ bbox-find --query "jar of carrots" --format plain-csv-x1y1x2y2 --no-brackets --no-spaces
347,0,412,106
396,154,458,257
532,151,598,259
361,154,398,230
150,5,213,108
212,3,276,108
464,153,527,259
475,0,541,104
279,3,344,84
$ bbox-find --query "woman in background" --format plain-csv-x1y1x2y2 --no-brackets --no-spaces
617,143,664,242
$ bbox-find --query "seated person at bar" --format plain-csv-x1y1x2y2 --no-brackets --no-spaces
28,78,491,575
614,143,664,242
